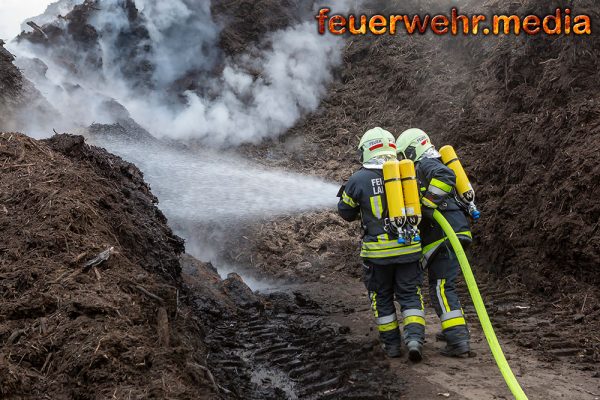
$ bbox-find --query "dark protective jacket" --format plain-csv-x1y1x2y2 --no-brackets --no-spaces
415,157,472,266
338,168,422,265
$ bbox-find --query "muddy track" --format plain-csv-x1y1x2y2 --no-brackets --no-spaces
205,292,403,400
469,279,599,364
281,274,600,400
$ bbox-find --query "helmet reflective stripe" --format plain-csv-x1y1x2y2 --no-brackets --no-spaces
358,127,397,163
396,128,435,161
367,139,383,151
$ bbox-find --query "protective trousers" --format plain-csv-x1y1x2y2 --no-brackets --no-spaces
363,261,425,346
427,244,470,346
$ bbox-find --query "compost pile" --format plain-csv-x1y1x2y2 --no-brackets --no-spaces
0,42,53,132
0,132,221,398
0,45,22,127
211,0,310,55
0,1,415,397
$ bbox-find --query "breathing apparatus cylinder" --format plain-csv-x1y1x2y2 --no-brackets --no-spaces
439,145,480,220
383,160,407,242
399,159,421,242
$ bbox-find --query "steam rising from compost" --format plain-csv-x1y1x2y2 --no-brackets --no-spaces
10,0,350,144
6,0,350,278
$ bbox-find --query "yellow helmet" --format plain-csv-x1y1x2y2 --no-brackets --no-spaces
358,127,397,163
396,128,434,161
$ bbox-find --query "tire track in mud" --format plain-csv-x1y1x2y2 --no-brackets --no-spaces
205,292,403,399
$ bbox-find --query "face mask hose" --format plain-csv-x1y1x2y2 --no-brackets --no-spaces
432,209,528,400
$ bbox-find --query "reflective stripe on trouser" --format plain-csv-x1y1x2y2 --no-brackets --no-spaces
427,245,470,346
363,261,424,346
401,308,426,345
368,290,401,345
440,309,466,330
376,313,399,332
402,309,426,327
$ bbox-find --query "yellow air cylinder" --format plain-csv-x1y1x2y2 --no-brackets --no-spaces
399,159,421,226
383,160,406,221
439,145,475,204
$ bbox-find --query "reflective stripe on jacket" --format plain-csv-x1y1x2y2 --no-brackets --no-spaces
338,168,421,265
415,157,472,249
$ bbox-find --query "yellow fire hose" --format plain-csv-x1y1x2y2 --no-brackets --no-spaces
432,210,528,400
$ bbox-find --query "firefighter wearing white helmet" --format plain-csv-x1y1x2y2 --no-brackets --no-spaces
396,128,473,357
337,127,426,362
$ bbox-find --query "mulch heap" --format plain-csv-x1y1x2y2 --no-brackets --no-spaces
0,46,22,122
0,133,218,399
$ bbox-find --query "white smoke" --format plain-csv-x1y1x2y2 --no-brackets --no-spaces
10,0,350,145
88,134,340,278
6,0,352,277
130,0,219,86
128,22,340,143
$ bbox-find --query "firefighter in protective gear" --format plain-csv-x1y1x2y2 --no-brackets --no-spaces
396,128,472,357
338,127,425,361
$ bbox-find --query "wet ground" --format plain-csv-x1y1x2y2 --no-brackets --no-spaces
204,290,403,399
203,266,600,400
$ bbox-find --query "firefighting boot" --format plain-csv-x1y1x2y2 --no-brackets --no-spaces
441,325,470,357
407,340,423,362
381,344,402,358
382,342,403,358
441,341,471,357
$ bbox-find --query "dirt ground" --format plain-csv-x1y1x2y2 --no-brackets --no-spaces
295,276,600,400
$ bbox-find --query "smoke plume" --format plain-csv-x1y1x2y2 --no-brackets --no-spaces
6,0,352,275
11,0,350,144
